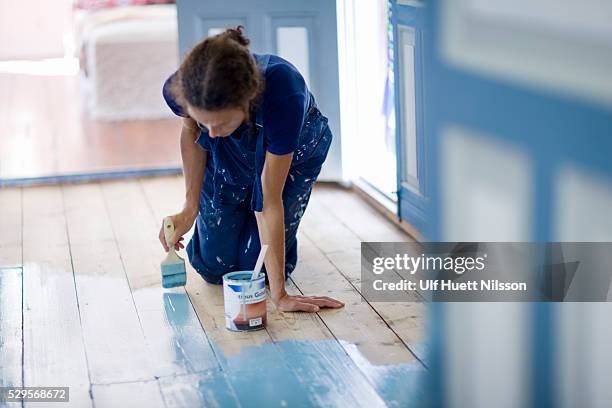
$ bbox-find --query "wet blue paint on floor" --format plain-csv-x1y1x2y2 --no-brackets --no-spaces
157,291,431,407
160,293,220,374
159,339,429,408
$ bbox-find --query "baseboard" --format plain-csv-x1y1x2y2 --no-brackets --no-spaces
0,166,182,188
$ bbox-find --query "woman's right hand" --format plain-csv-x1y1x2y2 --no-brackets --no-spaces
159,208,198,252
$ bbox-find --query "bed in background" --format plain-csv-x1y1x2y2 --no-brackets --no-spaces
74,1,178,120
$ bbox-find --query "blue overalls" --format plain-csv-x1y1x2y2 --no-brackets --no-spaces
186,54,333,285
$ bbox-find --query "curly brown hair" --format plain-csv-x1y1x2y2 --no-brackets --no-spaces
170,26,264,120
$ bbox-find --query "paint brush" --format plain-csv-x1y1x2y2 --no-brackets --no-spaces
160,216,187,288
251,244,268,281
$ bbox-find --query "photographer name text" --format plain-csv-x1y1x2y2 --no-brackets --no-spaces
372,279,527,292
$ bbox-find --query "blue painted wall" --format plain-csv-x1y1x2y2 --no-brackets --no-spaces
421,2,612,407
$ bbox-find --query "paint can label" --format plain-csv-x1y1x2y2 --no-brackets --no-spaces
223,271,267,331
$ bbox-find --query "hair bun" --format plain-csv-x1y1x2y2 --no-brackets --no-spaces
223,26,250,47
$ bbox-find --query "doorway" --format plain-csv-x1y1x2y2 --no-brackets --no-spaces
338,0,427,234
340,0,397,200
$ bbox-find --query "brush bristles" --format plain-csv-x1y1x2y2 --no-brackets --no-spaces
161,260,187,288
161,262,186,277
162,272,186,288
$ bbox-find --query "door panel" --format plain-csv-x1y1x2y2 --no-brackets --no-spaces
391,1,427,232
398,26,419,190
272,18,315,90
176,0,342,181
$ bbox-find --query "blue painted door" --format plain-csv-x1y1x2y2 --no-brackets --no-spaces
175,0,342,181
390,1,427,233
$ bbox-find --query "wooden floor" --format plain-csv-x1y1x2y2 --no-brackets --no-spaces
0,177,427,407
0,72,181,180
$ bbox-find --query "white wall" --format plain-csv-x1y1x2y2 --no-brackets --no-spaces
0,0,72,60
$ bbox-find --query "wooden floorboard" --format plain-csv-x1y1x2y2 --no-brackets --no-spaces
63,183,157,384
0,187,23,388
91,380,166,408
22,186,92,407
0,188,22,267
0,267,22,389
290,236,417,366
325,248,429,366
313,185,410,242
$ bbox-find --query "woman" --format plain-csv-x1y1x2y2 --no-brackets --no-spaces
159,27,344,313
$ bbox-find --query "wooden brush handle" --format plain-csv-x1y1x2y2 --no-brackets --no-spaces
163,216,176,252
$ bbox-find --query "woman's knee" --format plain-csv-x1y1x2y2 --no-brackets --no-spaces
186,236,235,285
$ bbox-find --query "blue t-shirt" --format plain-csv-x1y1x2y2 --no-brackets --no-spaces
162,54,311,155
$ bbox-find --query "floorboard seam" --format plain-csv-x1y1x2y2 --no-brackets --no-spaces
99,181,149,348
60,185,96,406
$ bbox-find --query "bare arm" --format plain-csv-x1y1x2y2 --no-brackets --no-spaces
255,151,344,312
180,117,207,218
255,151,293,303
159,117,207,251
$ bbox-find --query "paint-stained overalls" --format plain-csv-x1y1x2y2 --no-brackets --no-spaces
186,54,333,284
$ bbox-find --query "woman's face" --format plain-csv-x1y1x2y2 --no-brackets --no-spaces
187,105,247,138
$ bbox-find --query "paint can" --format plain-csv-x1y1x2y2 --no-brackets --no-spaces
223,271,267,331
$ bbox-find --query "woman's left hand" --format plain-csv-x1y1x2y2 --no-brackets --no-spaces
274,293,344,313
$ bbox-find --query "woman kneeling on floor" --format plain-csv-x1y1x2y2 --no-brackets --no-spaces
159,26,344,313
